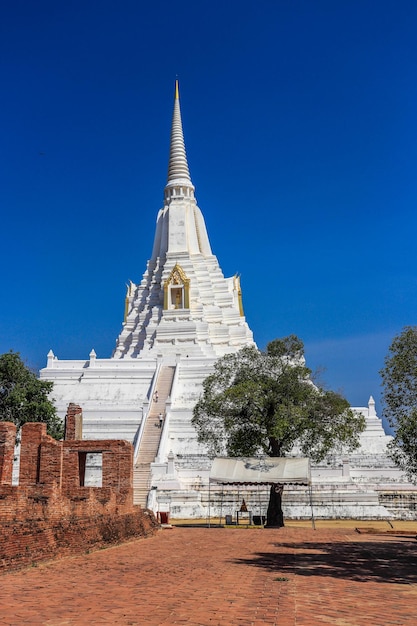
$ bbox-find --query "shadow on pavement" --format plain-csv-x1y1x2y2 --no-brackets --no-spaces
233,538,417,584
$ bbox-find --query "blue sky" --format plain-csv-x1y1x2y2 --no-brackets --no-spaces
1,1,417,415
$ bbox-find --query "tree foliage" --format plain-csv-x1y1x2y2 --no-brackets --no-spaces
380,326,417,481
192,336,365,462
0,351,63,440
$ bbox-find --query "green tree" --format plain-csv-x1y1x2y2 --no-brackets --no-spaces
0,351,63,440
380,326,417,481
192,336,365,526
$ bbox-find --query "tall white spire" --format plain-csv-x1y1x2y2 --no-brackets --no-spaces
152,81,211,259
164,80,195,202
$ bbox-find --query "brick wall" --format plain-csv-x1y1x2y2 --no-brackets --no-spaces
0,407,158,571
0,422,16,485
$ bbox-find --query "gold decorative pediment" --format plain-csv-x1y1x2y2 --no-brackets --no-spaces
234,274,244,317
163,264,190,309
171,264,189,285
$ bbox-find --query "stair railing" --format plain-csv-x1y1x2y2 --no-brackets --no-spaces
155,398,171,462
156,361,179,461
133,401,149,463
133,361,162,463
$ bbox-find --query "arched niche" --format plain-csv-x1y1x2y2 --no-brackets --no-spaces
163,264,190,310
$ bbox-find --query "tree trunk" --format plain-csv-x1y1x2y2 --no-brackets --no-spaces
268,436,282,456
265,483,284,528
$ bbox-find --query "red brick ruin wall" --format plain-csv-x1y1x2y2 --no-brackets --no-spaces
0,405,158,571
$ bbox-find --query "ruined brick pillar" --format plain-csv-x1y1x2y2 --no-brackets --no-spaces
19,423,46,486
64,403,83,441
39,438,63,487
0,422,17,485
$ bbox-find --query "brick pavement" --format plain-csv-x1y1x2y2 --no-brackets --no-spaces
1,526,417,625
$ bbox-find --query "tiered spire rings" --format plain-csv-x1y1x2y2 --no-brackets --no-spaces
165,80,195,202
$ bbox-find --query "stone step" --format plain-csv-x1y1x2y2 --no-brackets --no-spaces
133,365,176,506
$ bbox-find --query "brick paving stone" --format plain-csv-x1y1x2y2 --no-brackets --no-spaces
1,527,417,625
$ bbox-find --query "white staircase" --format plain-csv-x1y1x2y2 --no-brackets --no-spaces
133,366,175,506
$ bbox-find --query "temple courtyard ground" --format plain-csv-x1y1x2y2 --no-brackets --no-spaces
1,521,417,625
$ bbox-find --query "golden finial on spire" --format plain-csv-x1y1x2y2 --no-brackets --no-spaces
175,78,179,100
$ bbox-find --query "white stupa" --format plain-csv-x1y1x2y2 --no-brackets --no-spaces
113,81,253,360
40,82,255,515
41,83,416,520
